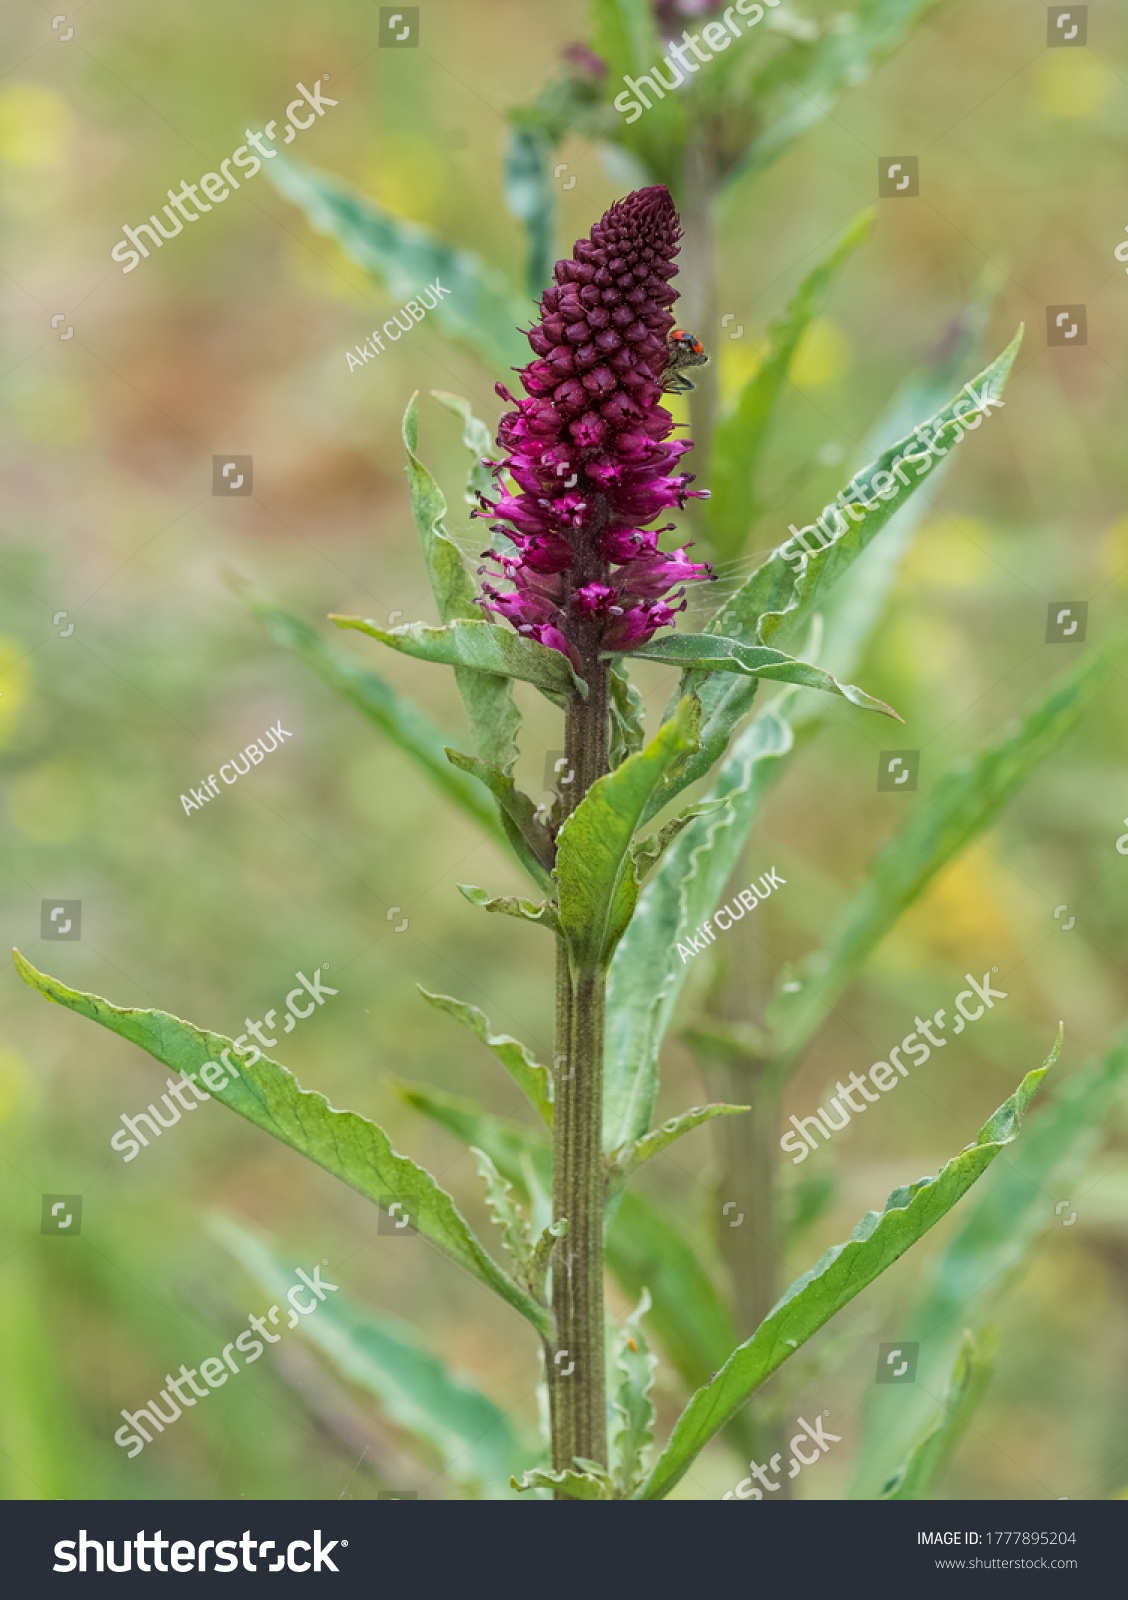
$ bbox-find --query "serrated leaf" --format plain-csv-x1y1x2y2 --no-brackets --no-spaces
879,1327,998,1501
386,1080,743,1424
503,126,555,299
611,1289,658,1497
529,1218,569,1304
211,1214,532,1496
456,883,563,935
605,702,795,1152
268,157,531,372
656,333,1021,809
556,697,701,973
431,389,496,506
608,657,646,770
623,633,901,721
401,395,523,774
630,798,730,882
511,1465,614,1498
418,986,553,1127
708,210,874,556
234,588,503,842
768,637,1127,1078
611,1104,749,1185
853,1022,1128,1496
714,331,1023,657
445,749,555,890
472,1148,533,1267
12,952,551,1340
333,615,585,703
636,1045,1056,1499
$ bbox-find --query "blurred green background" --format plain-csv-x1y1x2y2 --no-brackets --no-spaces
1,0,1127,1500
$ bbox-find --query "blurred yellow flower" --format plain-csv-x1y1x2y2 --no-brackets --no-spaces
718,340,766,405
1099,515,1128,585
1030,51,1112,119
899,516,999,589
0,637,33,749
363,133,448,225
789,319,852,390
0,84,73,168
0,1050,36,1125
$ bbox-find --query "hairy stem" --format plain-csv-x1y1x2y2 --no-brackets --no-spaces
545,510,611,1487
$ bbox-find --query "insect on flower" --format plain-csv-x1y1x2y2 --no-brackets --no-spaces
662,328,709,395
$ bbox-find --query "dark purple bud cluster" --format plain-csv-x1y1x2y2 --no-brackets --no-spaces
475,185,712,667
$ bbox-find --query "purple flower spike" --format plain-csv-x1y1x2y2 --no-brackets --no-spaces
475,186,713,669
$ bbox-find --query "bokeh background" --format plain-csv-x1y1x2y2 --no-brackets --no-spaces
1,0,1127,1500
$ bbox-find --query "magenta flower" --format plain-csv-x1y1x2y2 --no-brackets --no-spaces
476,185,712,670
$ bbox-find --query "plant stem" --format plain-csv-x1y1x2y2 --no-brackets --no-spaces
680,136,721,502
545,512,611,1485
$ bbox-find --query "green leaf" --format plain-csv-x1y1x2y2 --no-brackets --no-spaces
622,633,901,722
401,395,523,774
456,883,563,936
385,1080,743,1418
556,697,701,973
210,1214,531,1496
13,952,552,1341
608,657,646,770
503,126,555,299
796,279,1003,710
728,0,947,190
610,1289,658,1497
635,1045,1056,1499
268,157,531,372
418,986,553,1128
605,702,795,1152
853,1022,1128,1496
610,1104,749,1184
233,588,503,843
444,749,555,890
332,615,586,702
768,636,1127,1078
660,332,1021,805
511,1465,614,1498
529,1218,569,1305
708,210,874,556
590,0,686,186
715,331,1024,658
472,1148,534,1270
431,390,496,505
630,799,730,882
879,1327,999,1501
